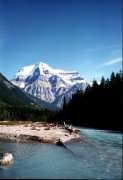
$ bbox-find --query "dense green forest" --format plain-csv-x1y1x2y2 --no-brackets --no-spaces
0,72,55,122
54,71,123,131
0,71,122,131
0,105,55,122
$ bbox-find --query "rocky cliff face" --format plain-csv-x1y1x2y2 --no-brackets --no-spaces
11,62,88,109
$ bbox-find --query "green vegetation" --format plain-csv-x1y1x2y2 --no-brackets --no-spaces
0,72,37,107
0,105,55,122
0,72,55,122
0,71,122,131
55,71,123,131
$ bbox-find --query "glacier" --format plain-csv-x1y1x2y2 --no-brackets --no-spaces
11,62,88,109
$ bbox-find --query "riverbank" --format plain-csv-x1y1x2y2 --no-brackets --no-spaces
0,128,122,179
0,121,80,144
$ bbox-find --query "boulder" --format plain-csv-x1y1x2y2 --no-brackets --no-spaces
0,152,13,166
55,139,65,147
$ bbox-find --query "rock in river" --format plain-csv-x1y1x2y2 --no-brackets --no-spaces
0,152,13,166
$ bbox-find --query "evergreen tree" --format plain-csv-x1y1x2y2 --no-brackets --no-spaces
110,72,116,82
56,71,122,131
100,76,105,88
63,97,67,111
92,80,98,89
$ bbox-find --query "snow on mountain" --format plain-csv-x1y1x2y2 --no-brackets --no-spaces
11,62,88,109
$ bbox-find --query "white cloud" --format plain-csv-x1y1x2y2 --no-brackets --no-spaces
87,44,120,52
103,57,122,66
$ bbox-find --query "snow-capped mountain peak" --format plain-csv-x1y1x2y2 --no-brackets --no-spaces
12,62,88,109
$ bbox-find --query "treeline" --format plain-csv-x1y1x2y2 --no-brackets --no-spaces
0,105,55,122
54,71,123,131
0,72,56,122
0,71,122,131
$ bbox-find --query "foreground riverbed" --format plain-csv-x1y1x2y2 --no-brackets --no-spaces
0,122,80,144
0,127,122,179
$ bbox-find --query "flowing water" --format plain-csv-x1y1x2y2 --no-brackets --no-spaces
0,128,122,179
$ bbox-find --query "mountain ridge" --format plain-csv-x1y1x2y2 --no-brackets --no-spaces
0,72,41,108
11,62,88,109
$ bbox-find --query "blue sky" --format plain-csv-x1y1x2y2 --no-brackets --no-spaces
0,0,122,81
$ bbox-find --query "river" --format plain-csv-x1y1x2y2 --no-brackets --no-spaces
0,128,122,179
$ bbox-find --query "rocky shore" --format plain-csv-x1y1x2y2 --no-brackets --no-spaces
0,122,80,144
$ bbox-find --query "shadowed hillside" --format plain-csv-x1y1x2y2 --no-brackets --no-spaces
0,72,55,121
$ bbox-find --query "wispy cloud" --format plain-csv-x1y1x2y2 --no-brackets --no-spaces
103,57,122,66
87,44,121,52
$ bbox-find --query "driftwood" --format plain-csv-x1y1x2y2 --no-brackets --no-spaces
63,122,73,134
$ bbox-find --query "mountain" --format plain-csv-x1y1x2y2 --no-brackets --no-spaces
11,62,88,109
0,72,40,108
